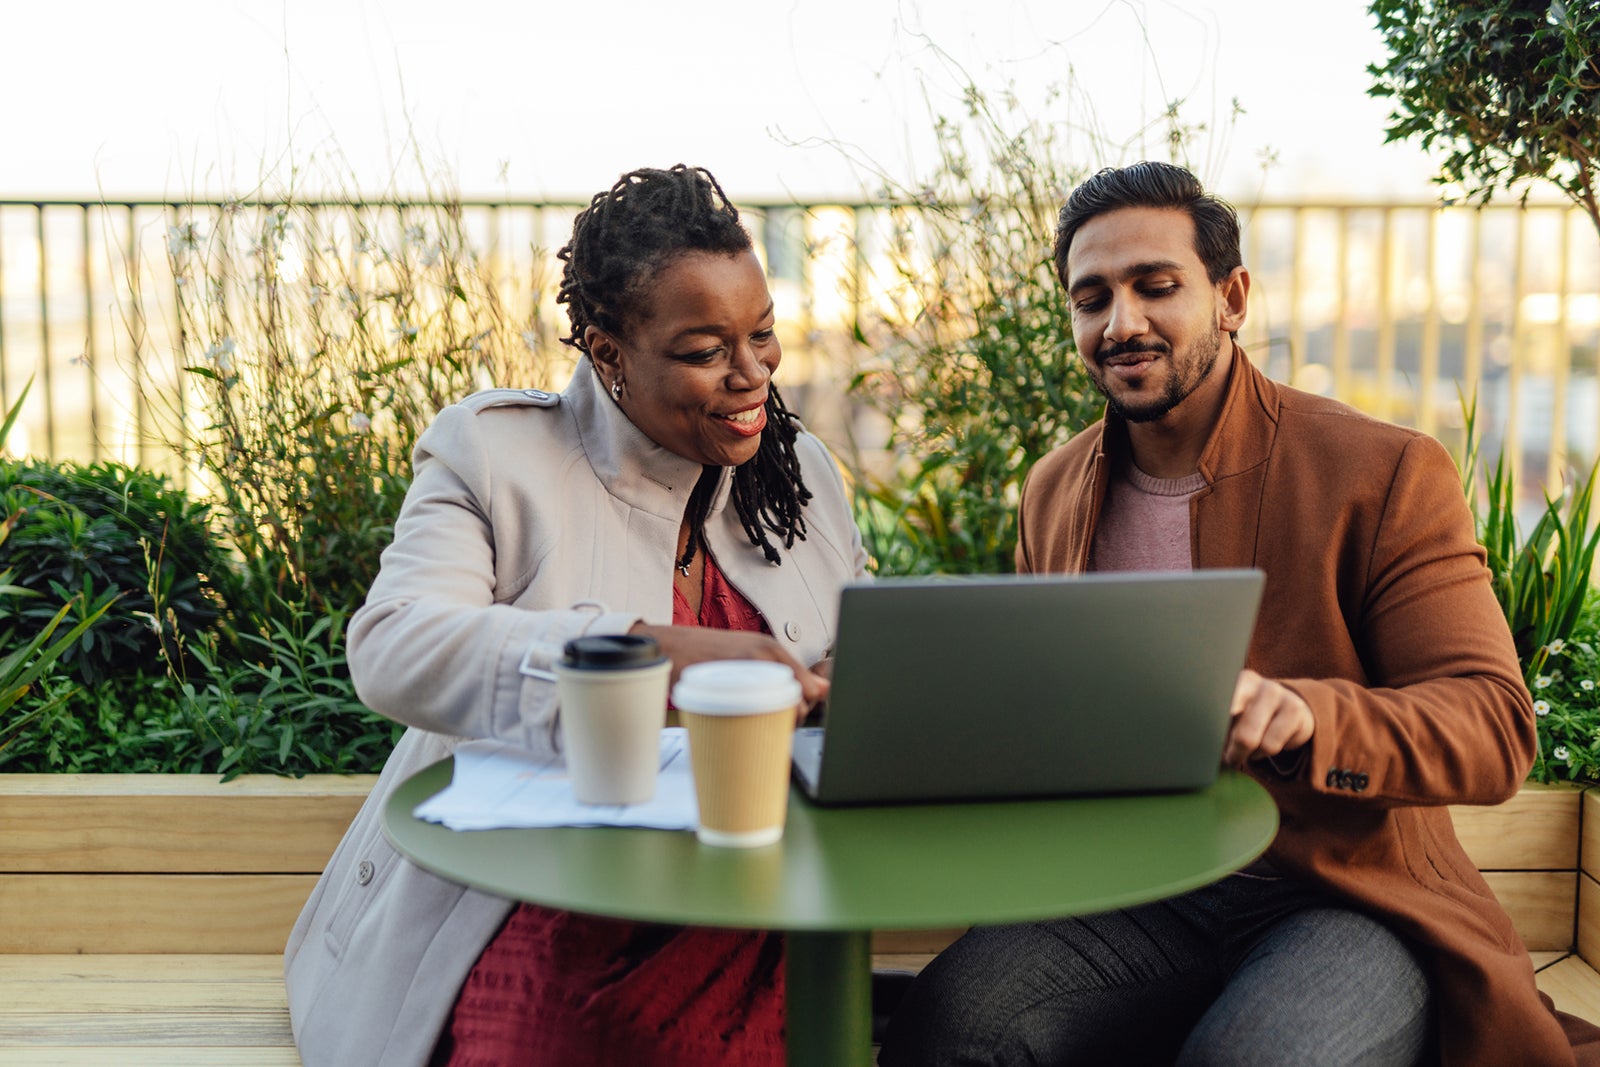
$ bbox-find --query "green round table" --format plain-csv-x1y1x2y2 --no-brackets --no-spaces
384,758,1278,1066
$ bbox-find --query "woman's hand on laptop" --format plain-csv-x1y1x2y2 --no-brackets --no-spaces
1222,669,1314,767
631,623,830,721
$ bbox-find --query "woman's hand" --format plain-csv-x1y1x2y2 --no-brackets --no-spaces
630,623,830,721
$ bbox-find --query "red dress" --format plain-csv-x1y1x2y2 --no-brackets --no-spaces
440,555,786,1067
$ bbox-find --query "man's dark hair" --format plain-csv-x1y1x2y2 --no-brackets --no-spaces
1054,162,1242,285
555,164,810,566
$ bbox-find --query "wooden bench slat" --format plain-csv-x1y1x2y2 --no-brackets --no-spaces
0,875,317,954
0,955,288,1011
3,1051,302,1066
870,928,967,955
1584,792,1600,882
1451,785,1583,871
1482,870,1577,951
0,953,286,980
1539,954,1600,1024
0,776,371,874
1579,873,1600,964
1,1012,294,1047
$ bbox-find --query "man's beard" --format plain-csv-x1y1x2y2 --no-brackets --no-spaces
1091,329,1221,424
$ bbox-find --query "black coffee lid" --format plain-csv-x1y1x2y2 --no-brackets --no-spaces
560,634,665,669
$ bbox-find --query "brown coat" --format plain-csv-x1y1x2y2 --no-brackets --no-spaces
1017,348,1600,1067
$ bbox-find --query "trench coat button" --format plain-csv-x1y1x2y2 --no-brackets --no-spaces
522,389,550,401
357,860,375,886
784,621,802,641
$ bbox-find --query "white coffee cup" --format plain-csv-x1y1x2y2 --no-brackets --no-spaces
554,635,671,805
672,660,801,847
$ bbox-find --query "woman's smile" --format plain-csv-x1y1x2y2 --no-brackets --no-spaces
715,402,768,436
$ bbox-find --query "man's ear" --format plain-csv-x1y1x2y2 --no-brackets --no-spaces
1218,266,1250,335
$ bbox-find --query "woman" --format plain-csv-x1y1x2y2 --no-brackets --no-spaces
283,164,868,1067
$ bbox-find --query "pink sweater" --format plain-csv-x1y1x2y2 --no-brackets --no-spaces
1088,463,1205,573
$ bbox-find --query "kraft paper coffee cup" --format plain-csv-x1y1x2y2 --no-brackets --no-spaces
554,635,671,805
672,660,801,848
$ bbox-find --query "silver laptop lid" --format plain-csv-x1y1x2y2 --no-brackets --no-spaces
798,569,1265,805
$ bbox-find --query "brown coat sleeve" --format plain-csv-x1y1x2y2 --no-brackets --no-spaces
1271,434,1536,808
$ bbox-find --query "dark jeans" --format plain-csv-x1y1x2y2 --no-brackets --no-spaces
877,872,1432,1067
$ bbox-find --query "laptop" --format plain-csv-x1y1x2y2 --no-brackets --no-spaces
791,569,1265,805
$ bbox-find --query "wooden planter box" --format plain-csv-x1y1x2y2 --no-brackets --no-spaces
0,773,375,954
0,774,1592,959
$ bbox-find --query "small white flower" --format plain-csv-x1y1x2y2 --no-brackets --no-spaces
1548,639,1567,655
1535,700,1551,716
166,222,202,256
350,412,372,433
1554,745,1571,761
203,338,237,372
1535,675,1553,689
1583,679,1595,692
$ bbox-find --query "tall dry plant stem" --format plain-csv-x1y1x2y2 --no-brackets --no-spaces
144,173,561,631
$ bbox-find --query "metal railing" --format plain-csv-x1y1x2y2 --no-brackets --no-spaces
2,196,1597,494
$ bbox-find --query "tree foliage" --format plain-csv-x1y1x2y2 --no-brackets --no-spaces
1368,0,1600,241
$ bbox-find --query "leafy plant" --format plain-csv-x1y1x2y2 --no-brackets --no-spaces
167,602,401,779
1368,0,1600,243
0,588,116,754
845,81,1106,575
0,380,119,753
0,375,28,453
0,666,191,772
0,459,227,684
1459,393,1600,684
0,607,399,778
1522,589,1600,783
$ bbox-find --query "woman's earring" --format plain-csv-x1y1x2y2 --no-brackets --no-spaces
610,377,624,401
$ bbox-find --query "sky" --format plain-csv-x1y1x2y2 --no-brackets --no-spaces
4,0,1446,203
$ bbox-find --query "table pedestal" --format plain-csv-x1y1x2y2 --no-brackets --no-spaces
787,929,873,1066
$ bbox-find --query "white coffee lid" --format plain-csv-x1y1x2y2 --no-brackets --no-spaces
671,660,802,714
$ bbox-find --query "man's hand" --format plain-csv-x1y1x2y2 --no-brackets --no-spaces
630,623,829,722
1223,668,1314,767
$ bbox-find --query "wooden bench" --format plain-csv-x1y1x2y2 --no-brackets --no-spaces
0,774,371,1065
2,776,1599,1063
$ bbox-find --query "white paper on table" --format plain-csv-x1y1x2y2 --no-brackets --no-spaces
414,728,699,831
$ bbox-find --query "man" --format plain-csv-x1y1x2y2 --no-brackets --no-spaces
879,162,1600,1066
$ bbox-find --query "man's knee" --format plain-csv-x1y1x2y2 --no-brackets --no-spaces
876,932,1015,1066
1177,907,1432,1067
878,915,1218,1067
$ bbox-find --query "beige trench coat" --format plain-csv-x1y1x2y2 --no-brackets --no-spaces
284,363,868,1067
